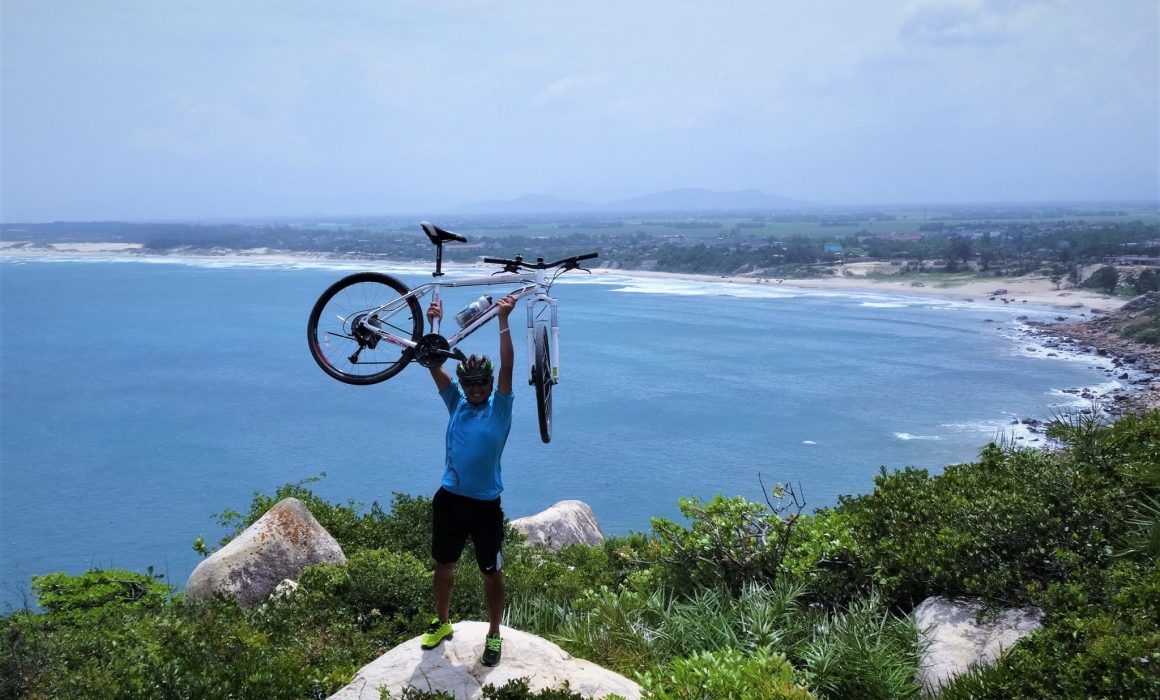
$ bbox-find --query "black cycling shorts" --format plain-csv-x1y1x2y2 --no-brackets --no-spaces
432,487,505,574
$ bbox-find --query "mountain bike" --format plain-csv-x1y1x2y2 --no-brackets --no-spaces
307,221,598,443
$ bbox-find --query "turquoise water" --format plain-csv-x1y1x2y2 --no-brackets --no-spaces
0,257,1115,606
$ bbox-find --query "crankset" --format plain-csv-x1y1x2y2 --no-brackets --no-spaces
415,334,467,368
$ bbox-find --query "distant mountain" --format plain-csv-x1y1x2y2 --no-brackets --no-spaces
452,188,808,215
606,188,807,212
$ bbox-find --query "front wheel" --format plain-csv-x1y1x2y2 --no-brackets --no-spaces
307,272,423,385
532,323,553,443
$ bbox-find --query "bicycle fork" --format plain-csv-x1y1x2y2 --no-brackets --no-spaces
526,298,560,386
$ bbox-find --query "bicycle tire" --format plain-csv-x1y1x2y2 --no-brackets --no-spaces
532,322,553,443
307,272,423,385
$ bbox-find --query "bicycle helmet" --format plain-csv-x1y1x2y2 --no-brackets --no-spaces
456,354,494,385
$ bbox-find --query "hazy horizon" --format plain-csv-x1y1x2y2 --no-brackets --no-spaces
2,1,1157,222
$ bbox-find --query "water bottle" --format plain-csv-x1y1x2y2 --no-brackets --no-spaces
454,295,493,327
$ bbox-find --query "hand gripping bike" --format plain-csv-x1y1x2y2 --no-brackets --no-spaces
306,221,598,443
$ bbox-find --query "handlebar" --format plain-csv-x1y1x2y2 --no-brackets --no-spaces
483,252,599,273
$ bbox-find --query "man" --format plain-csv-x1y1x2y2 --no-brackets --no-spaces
419,293,516,667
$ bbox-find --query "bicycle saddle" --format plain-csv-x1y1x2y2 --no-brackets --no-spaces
421,221,467,244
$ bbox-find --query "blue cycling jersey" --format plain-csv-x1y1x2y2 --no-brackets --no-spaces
438,382,513,501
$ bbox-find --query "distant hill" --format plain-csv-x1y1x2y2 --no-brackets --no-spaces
452,188,808,215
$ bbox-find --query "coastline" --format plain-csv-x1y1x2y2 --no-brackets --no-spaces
5,242,1156,412
587,266,1126,313
0,241,1123,312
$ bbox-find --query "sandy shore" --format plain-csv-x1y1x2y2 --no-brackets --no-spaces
588,266,1124,312
5,242,1155,411
1,241,1123,312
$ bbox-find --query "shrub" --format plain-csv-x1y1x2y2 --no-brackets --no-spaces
835,442,1122,608
30,568,170,626
505,543,619,605
298,548,431,639
1082,265,1120,294
509,581,920,700
0,577,370,699
936,560,1160,699
648,490,803,595
215,474,434,558
781,509,865,605
638,647,814,700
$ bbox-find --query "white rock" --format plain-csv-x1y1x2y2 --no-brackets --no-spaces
510,500,604,552
914,596,1044,693
184,497,346,606
326,621,640,700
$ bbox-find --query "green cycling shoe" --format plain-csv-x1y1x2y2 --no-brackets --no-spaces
420,618,453,649
481,632,502,666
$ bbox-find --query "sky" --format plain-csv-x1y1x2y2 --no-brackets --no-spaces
1,0,1157,221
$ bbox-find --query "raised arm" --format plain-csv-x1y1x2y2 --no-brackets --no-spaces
426,298,452,392
496,294,516,395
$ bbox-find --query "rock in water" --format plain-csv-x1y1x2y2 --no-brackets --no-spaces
510,500,604,552
914,596,1044,693
326,621,641,700
184,497,345,606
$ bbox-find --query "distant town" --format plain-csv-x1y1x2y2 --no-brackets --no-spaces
3,202,1159,294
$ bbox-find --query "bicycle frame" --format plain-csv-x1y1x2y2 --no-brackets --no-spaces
361,268,561,385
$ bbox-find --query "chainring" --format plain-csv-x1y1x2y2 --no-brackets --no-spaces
415,333,451,368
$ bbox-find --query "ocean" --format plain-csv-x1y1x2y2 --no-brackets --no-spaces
0,256,1118,607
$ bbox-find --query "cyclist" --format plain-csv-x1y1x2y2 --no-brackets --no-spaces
419,293,517,667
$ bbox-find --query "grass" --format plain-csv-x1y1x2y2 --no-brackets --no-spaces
505,582,922,700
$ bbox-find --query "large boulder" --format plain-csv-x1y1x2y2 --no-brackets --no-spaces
327,621,640,700
184,497,345,606
1121,290,1160,314
914,596,1044,693
510,500,603,552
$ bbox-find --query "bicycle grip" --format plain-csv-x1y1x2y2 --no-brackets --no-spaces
482,257,510,265
575,252,599,261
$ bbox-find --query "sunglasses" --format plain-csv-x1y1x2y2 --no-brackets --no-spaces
462,379,492,389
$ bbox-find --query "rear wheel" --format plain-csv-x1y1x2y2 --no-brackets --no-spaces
307,272,422,385
532,323,553,443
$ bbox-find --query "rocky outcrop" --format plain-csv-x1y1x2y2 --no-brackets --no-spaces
510,500,604,552
1120,291,1160,314
326,621,641,700
1024,293,1160,413
914,596,1044,693
184,497,345,606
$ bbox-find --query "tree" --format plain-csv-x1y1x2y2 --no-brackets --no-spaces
1084,265,1120,294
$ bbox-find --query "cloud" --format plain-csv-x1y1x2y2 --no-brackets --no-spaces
899,0,1043,46
532,73,614,107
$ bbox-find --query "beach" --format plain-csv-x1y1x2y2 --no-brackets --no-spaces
589,265,1127,313
4,242,1156,412
0,241,1124,312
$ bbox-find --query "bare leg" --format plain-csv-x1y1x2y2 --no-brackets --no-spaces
434,562,456,622
483,570,505,634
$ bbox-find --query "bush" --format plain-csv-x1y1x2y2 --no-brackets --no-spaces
936,560,1160,699
298,548,431,639
508,581,920,700
648,491,802,594
0,578,369,699
216,474,434,559
638,647,814,699
781,509,865,605
834,442,1122,608
30,568,170,626
1082,265,1120,294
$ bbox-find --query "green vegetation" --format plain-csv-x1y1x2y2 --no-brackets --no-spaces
3,410,1159,698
